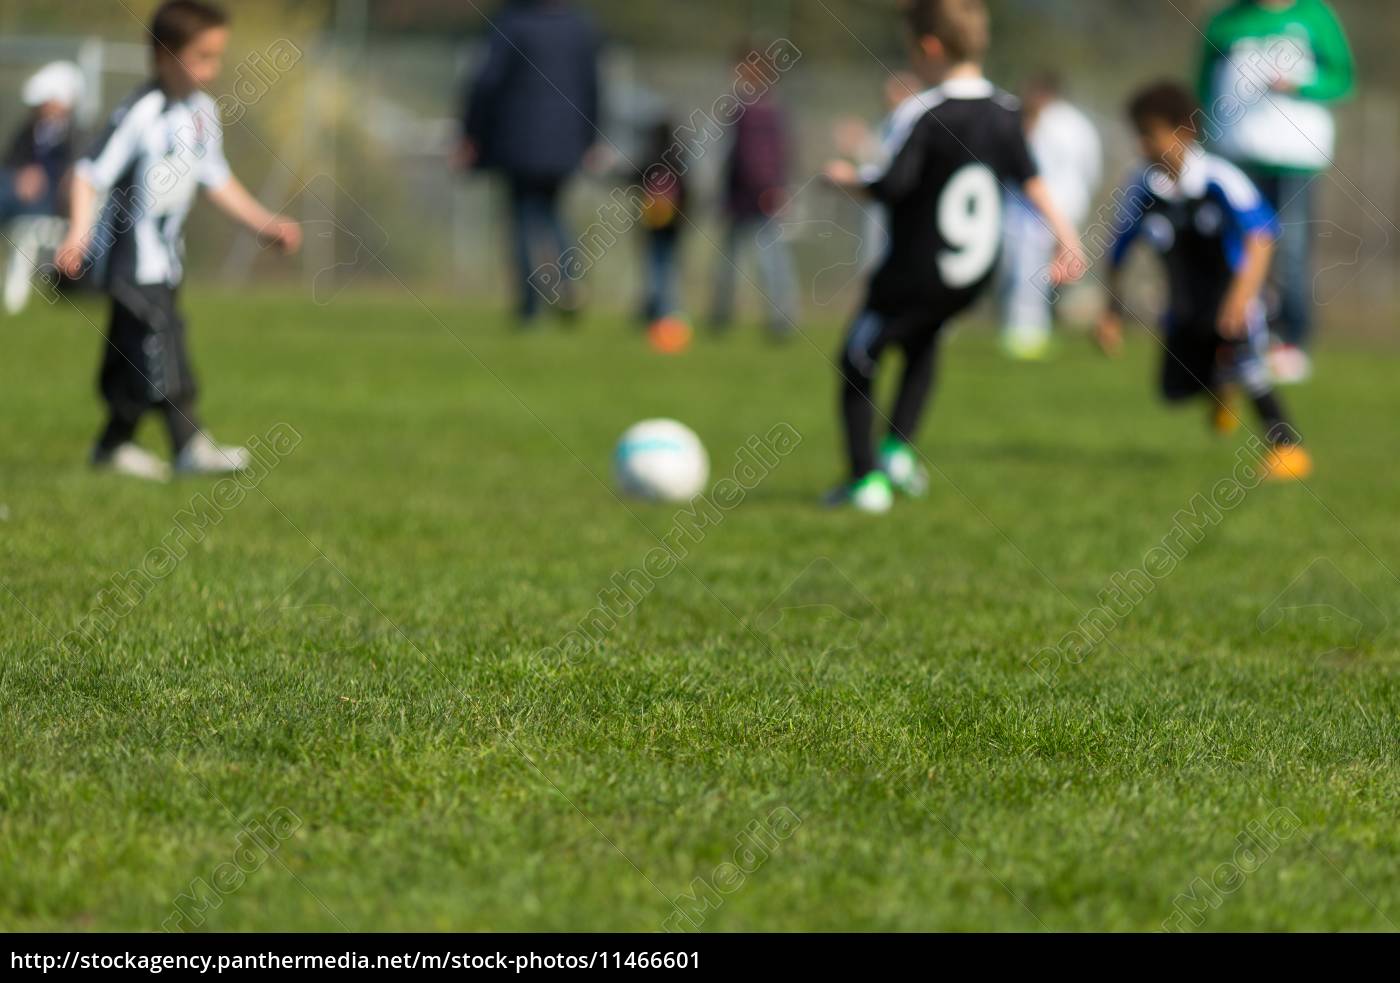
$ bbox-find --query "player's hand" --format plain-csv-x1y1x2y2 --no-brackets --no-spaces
14,165,48,204
259,217,302,256
1095,311,1124,358
452,138,479,172
1051,238,1088,285
831,117,873,161
757,186,787,217
53,233,89,279
583,144,617,175
822,159,861,189
1217,290,1250,339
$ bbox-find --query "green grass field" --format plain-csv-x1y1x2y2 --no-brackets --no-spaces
1,290,1397,932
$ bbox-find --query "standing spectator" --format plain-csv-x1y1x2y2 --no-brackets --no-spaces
2,62,83,315
997,71,1101,361
709,41,799,339
1198,0,1355,383
635,118,688,324
459,0,601,327
1,61,83,223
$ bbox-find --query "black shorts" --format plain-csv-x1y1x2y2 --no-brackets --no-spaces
1160,307,1270,402
839,306,948,381
99,281,198,418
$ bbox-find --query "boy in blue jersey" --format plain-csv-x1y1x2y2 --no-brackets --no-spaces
1097,81,1312,481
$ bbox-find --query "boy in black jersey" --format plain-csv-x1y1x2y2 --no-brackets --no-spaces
823,0,1085,513
1097,81,1312,482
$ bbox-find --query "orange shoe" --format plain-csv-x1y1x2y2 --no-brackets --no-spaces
1264,444,1313,482
1209,389,1243,434
1211,400,1241,436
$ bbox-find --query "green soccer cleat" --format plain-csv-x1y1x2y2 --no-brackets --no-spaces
879,437,929,498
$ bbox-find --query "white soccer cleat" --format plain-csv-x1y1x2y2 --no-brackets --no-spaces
92,443,171,483
880,440,929,498
1269,344,1313,385
175,434,251,476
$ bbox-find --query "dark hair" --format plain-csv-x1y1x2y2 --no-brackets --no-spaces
1127,80,1200,133
904,0,990,63
150,0,229,56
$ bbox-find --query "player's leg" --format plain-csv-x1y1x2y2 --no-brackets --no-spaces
753,221,799,337
130,289,250,476
881,324,942,497
505,176,541,324
708,219,741,330
1250,168,1316,382
643,229,679,323
998,194,1055,361
91,293,168,482
829,310,894,513
540,178,580,318
1232,305,1312,480
1271,173,1315,375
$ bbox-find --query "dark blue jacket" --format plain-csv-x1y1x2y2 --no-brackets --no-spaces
463,0,601,182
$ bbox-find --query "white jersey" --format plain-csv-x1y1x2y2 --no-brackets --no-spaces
76,83,232,288
1028,99,1101,229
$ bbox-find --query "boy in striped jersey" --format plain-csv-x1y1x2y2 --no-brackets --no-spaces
55,1,300,482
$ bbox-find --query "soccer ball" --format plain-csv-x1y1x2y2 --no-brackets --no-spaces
614,419,709,502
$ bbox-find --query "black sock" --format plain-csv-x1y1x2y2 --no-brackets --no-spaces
162,397,202,455
1250,390,1301,446
96,409,141,454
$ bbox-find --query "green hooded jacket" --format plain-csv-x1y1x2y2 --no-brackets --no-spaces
1197,0,1356,174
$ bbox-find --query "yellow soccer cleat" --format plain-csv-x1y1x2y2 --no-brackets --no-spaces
1209,387,1240,436
1212,402,1241,436
1263,444,1314,482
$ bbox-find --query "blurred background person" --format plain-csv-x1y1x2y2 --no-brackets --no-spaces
709,40,798,339
459,0,602,328
635,118,689,326
1198,0,1356,383
1,60,83,314
997,70,1101,361
831,70,924,276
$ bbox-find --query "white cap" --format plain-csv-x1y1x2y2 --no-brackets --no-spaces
22,61,85,110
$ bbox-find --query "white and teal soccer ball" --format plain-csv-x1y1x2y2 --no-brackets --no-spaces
614,419,709,502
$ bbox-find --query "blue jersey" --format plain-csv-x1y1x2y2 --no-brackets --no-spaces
1109,147,1278,329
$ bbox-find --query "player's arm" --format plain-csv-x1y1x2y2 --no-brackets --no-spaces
1094,179,1149,358
1096,262,1128,359
1214,168,1279,339
1021,176,1086,285
204,177,301,254
1218,232,1274,339
193,107,299,255
825,113,926,202
54,172,99,278
56,95,159,278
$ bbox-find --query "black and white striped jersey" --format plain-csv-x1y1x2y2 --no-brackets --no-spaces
77,83,232,288
858,77,1037,316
